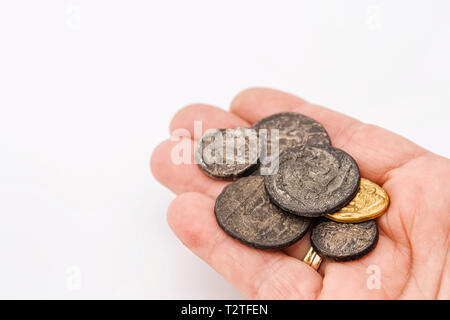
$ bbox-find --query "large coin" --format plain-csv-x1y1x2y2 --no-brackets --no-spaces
326,178,389,223
252,112,331,175
310,219,379,262
214,176,311,249
264,145,360,217
196,127,259,180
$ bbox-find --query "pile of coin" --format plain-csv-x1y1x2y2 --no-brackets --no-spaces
196,112,389,263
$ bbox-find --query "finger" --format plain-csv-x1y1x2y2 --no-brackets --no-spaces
168,192,323,299
151,138,228,198
231,88,358,137
283,230,312,260
317,230,409,299
153,104,251,197
230,87,312,124
170,104,250,140
282,232,330,277
230,88,428,184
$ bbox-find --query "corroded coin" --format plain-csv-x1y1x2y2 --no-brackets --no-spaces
310,218,379,262
326,178,389,223
196,127,259,180
252,112,331,175
264,145,360,217
252,112,331,152
214,176,311,249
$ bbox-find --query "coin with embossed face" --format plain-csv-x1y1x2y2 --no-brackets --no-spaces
251,112,331,175
310,218,378,262
214,176,311,249
264,145,361,217
326,178,389,223
196,128,259,180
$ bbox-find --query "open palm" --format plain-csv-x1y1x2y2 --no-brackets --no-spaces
151,88,449,299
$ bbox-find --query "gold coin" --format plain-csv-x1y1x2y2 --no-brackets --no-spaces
325,178,389,223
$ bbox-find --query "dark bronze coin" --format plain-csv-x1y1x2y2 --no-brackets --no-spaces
310,218,379,262
252,112,331,175
214,176,311,250
195,127,259,180
264,145,360,217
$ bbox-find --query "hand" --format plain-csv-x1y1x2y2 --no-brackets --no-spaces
151,88,449,299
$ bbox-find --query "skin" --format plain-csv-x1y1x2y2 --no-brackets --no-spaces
151,87,450,299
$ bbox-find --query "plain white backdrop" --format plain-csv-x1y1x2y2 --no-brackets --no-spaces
0,1,449,299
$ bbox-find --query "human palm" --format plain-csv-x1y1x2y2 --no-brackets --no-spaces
151,88,449,299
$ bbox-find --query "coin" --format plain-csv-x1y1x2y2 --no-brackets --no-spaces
310,218,378,262
252,112,331,175
214,176,311,249
195,127,259,180
326,178,389,223
264,145,360,217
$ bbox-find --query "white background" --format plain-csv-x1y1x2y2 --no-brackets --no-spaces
0,1,449,299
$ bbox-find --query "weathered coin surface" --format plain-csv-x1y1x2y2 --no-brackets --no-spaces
196,127,259,180
326,178,389,223
252,112,331,152
264,145,360,217
310,219,378,262
252,112,330,175
214,176,311,249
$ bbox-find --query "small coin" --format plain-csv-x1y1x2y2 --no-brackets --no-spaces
252,112,331,175
196,127,259,180
326,178,389,223
310,218,379,262
214,176,312,249
264,145,360,217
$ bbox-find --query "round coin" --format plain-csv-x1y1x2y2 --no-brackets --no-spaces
196,127,259,180
310,218,379,262
252,112,331,175
326,178,390,223
264,145,361,217
215,176,312,249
